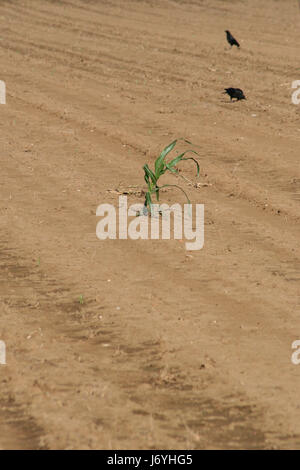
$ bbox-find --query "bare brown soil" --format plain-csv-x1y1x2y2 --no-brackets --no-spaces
0,0,300,450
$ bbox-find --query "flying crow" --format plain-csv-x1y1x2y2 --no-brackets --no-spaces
223,88,246,101
225,30,240,48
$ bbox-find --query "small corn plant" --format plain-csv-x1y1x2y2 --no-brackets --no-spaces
142,139,200,214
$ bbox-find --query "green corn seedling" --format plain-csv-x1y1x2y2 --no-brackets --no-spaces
142,139,200,214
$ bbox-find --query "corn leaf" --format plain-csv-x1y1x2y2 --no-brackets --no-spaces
155,139,177,176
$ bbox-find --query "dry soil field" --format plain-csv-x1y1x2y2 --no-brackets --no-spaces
0,0,300,450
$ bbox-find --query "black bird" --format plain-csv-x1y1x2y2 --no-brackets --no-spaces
225,30,240,48
223,88,246,101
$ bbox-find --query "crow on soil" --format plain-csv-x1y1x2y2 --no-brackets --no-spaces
223,88,246,101
225,30,240,48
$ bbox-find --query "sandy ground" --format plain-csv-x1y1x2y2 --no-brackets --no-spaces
0,0,300,450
